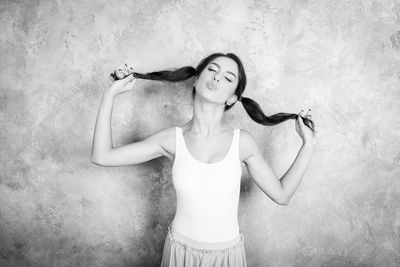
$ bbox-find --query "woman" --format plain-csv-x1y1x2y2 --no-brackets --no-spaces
91,52,316,266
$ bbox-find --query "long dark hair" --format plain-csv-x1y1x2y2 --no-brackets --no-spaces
110,52,315,133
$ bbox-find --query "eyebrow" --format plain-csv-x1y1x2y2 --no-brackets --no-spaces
210,62,237,79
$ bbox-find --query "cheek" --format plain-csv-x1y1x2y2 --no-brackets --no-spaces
226,82,238,92
197,73,210,84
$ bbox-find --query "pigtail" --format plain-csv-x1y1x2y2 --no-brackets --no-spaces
239,96,316,133
110,64,196,82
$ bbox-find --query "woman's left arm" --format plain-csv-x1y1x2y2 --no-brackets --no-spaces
242,110,316,205
280,110,316,202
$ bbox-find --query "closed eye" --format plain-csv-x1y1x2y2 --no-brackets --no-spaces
208,68,232,82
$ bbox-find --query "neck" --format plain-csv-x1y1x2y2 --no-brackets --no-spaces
188,97,228,137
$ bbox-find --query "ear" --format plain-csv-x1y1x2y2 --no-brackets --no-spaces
227,95,238,105
232,94,238,102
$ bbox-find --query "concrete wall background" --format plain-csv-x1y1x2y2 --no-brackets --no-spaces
1,0,400,266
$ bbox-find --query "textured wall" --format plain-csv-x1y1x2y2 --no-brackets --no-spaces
1,0,400,266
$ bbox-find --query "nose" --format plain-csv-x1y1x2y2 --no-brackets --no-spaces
213,75,220,82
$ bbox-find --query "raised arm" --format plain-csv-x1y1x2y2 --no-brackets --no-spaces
90,73,169,167
241,115,316,205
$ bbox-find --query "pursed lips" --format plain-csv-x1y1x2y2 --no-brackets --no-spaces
206,81,218,90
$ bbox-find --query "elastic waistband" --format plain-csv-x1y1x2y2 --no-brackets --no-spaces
167,224,244,251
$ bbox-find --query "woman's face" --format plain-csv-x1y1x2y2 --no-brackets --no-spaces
194,56,239,105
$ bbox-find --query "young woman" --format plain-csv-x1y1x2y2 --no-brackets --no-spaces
91,52,316,266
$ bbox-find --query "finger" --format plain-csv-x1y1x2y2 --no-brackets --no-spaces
126,73,137,84
122,68,130,77
297,110,305,123
109,73,117,82
128,74,136,83
124,63,130,74
115,69,125,79
297,115,305,126
120,73,132,85
297,110,304,123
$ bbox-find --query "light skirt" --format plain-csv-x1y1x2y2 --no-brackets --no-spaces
161,224,247,267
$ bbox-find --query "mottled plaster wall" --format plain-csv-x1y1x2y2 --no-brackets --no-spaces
1,0,400,266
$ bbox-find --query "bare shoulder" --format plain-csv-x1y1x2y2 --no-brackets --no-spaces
146,126,176,158
239,129,262,163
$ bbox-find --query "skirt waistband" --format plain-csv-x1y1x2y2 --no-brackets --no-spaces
167,224,244,251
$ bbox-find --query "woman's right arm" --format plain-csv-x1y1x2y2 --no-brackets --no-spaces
90,74,167,167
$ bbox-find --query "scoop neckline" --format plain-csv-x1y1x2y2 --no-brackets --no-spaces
179,127,236,166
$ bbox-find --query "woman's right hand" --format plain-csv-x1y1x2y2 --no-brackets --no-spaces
106,73,137,97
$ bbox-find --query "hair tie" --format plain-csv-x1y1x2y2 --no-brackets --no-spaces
237,95,243,102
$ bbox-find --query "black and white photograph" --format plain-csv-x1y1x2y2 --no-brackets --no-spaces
0,0,399,266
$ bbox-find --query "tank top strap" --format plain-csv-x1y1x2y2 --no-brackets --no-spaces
231,128,241,160
175,126,183,158
216,128,240,162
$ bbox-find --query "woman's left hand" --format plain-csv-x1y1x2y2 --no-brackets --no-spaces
296,109,316,146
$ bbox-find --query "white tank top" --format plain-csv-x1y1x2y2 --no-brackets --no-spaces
171,126,242,242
